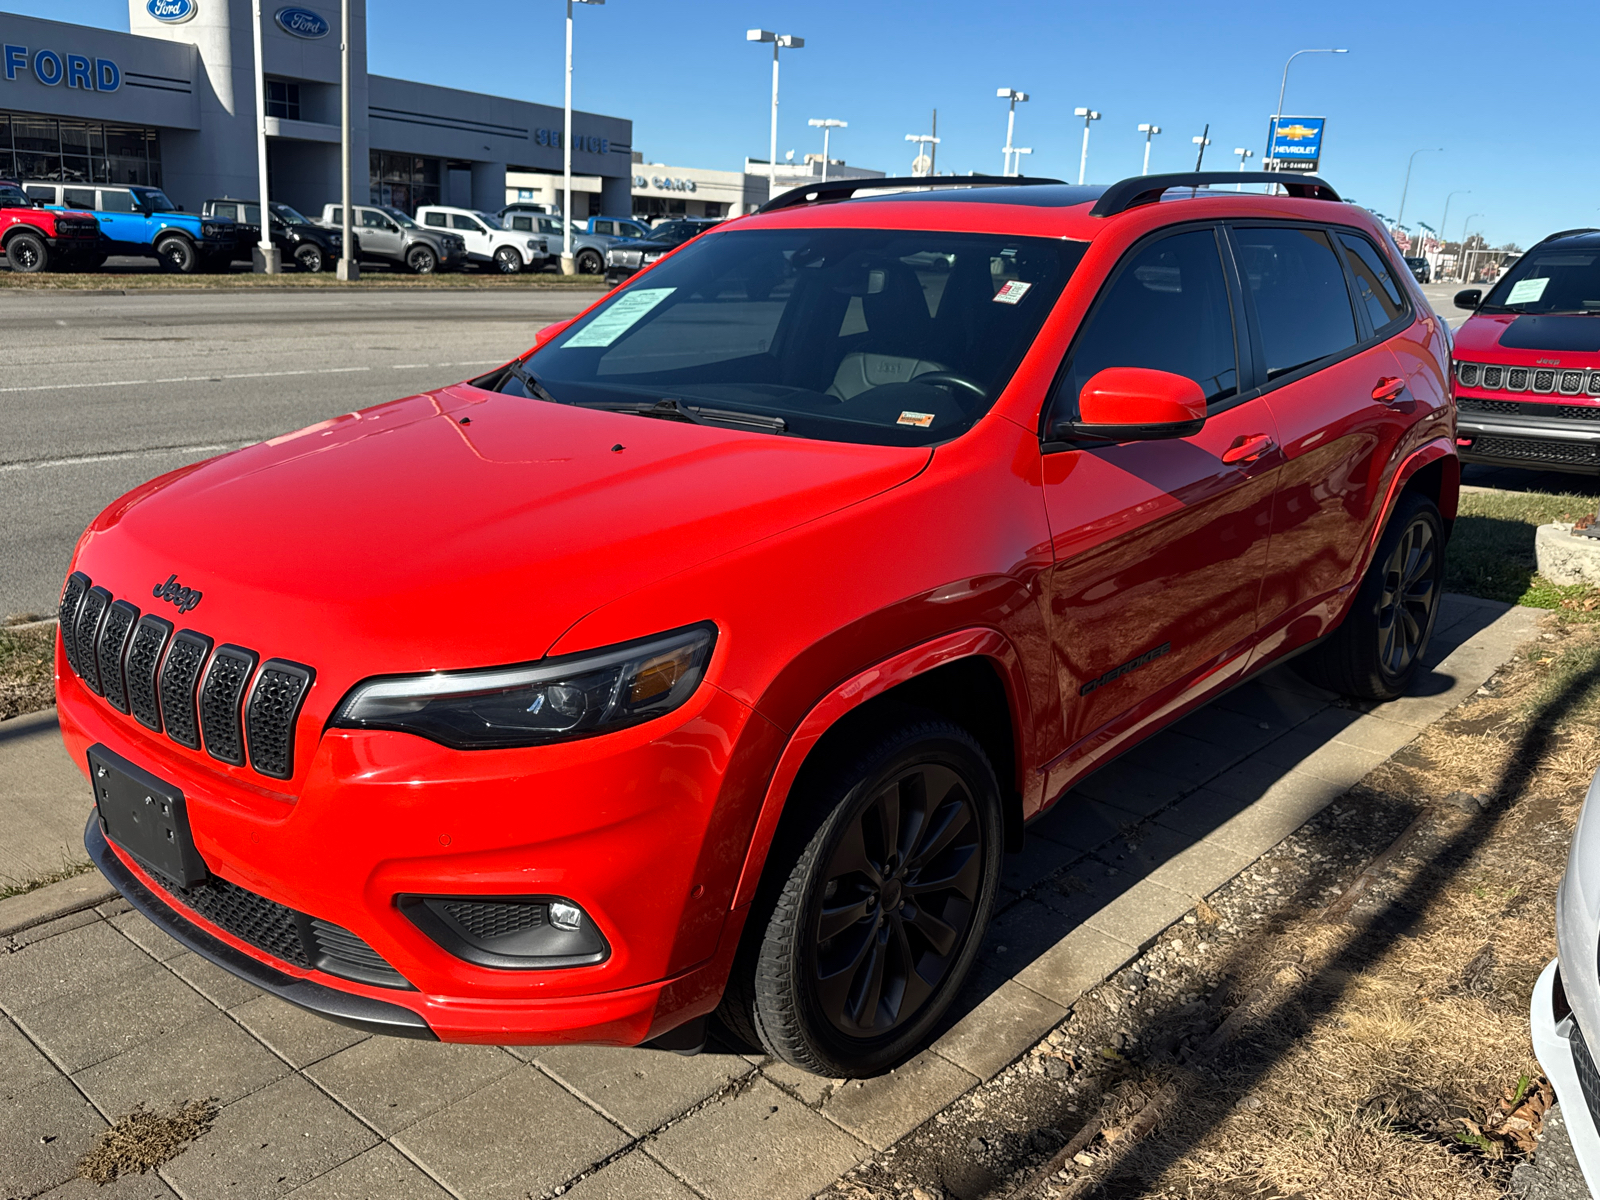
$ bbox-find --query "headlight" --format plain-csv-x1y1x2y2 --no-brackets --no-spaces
330,624,716,749
201,222,227,240
527,239,539,251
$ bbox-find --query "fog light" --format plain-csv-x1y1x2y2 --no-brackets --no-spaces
550,900,582,931
399,894,608,970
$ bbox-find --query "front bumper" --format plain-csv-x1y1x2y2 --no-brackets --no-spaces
604,266,640,286
1530,960,1600,1194
1456,412,1600,474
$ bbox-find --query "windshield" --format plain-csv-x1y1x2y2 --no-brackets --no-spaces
132,187,178,213
271,203,310,225
474,211,504,230
0,184,28,208
497,227,1083,447
379,205,420,229
1482,248,1600,315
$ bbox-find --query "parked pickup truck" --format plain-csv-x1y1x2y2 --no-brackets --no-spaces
319,204,464,274
584,215,650,240
22,181,235,273
1,179,99,272
204,198,350,272
416,205,549,274
496,209,613,274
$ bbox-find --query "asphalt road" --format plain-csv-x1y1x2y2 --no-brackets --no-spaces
0,287,597,618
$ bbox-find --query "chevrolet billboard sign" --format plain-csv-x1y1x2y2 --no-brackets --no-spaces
1264,116,1325,173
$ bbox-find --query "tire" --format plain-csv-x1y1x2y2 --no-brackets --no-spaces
719,714,1003,1076
155,234,198,274
293,243,324,273
405,244,437,275
1294,492,1445,701
575,248,603,275
5,231,48,273
493,246,522,275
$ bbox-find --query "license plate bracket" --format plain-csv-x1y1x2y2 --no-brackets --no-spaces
88,743,208,888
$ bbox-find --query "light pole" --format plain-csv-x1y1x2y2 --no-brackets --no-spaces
1192,126,1211,170
1462,212,1484,281
337,0,355,280
1396,146,1442,230
905,132,940,178
1440,190,1469,280
997,88,1028,176
1073,107,1100,185
1269,48,1347,172
1012,147,1033,175
561,0,603,276
808,118,846,184
1137,124,1160,176
250,0,277,272
749,29,804,203
1233,147,1254,187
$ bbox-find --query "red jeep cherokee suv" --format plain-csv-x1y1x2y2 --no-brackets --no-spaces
59,172,1456,1076
1453,229,1600,473
1,179,99,272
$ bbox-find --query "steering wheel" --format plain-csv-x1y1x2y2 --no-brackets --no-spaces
912,371,988,401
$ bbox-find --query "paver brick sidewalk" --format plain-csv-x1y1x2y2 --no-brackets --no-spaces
0,595,1538,1200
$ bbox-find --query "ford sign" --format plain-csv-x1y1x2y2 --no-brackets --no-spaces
275,6,329,38
147,0,197,23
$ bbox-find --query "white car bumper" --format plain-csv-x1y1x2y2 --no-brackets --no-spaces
1531,958,1600,1194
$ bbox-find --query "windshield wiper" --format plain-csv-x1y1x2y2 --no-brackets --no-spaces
503,360,564,404
580,397,788,433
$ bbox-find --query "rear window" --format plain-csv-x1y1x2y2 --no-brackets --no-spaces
424,212,447,227
1233,227,1360,379
1338,232,1407,331
64,187,95,209
1482,247,1600,315
98,190,135,213
24,184,54,203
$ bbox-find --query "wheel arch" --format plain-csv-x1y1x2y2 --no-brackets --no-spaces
1367,438,1460,565
730,628,1031,912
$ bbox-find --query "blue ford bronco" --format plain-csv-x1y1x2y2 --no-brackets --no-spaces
22,181,236,273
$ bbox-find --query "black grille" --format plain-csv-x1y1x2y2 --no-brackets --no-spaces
124,615,172,732
1557,405,1600,422
59,573,90,675
1458,397,1522,415
1589,372,1600,397
308,918,408,987
246,660,315,780
443,899,545,940
1468,435,1599,465
160,630,213,750
95,601,140,713
1570,1020,1600,1134
1508,367,1530,391
199,644,258,766
1457,396,1600,422
1481,365,1504,389
155,871,309,967
1535,369,1558,393
1563,370,1587,395
75,587,112,694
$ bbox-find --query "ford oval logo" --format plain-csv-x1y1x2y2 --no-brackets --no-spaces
274,6,329,38
146,0,197,23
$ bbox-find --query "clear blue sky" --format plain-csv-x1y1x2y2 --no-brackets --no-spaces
9,0,1578,248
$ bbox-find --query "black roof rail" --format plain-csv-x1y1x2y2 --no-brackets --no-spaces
1537,227,1600,244
1089,172,1341,218
757,174,1066,214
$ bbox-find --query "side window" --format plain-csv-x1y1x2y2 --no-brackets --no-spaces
1232,227,1359,379
594,220,613,235
361,210,388,229
212,203,238,221
1052,228,1239,422
24,185,55,204
64,187,95,209
327,206,342,225
509,215,533,232
98,190,136,213
450,214,481,232
1337,232,1406,332
424,212,446,227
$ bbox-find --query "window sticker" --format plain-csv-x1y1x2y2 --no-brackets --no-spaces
993,279,1033,304
897,411,935,427
1507,277,1550,305
562,288,676,348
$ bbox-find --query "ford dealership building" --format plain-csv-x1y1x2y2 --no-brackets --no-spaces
0,0,634,218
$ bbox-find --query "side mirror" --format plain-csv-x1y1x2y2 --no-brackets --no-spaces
532,318,575,348
1058,367,1207,443
1454,288,1483,311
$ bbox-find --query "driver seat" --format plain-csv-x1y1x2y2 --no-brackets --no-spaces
827,263,946,400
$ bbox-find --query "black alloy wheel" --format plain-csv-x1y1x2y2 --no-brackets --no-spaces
720,715,1002,1076
494,246,522,274
155,234,198,274
294,243,324,273
1294,492,1444,701
575,248,603,275
406,244,437,275
5,231,48,273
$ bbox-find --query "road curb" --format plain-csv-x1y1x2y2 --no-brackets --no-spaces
0,869,114,938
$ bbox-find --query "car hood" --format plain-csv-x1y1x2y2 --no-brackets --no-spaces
1455,312,1600,357
72,385,929,687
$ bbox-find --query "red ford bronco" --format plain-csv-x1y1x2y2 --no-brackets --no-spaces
1,179,99,273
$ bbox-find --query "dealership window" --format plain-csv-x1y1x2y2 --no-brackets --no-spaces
265,80,301,122
369,150,441,214
633,196,688,219
0,111,161,186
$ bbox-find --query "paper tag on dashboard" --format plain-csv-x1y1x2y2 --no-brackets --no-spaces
1506,277,1549,305
993,280,1032,304
897,411,935,427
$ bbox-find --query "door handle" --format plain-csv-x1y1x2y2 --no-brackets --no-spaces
1221,433,1275,465
1372,376,1407,403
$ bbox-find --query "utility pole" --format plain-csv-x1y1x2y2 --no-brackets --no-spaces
997,88,1028,176
748,30,804,203
1397,146,1443,229
1233,146,1254,186
807,118,846,184
1192,125,1210,171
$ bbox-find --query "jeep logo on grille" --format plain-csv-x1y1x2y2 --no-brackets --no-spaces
152,574,203,613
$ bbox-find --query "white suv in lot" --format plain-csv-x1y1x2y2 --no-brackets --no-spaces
415,206,549,274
